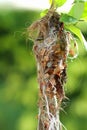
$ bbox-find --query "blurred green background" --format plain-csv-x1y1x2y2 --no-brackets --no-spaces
0,8,87,130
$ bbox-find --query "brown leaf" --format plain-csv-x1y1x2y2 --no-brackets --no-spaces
44,73,49,79
53,66,60,74
69,49,75,57
40,48,46,56
44,56,49,62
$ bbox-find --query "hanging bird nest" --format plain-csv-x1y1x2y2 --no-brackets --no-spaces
27,6,77,129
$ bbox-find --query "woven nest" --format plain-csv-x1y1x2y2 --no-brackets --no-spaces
28,11,70,130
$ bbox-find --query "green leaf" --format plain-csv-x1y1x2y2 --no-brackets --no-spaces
69,2,84,20
40,9,48,17
81,2,87,18
65,25,87,50
49,0,66,7
81,16,87,21
55,0,66,7
75,0,87,2
60,14,78,24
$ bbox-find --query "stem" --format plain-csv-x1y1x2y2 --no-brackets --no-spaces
50,0,55,9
